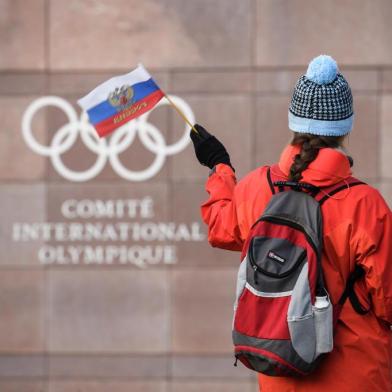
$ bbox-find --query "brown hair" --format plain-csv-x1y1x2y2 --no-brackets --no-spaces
289,132,346,182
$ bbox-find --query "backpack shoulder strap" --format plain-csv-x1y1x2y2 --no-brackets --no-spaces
267,164,321,196
315,177,370,315
339,265,371,315
316,177,366,206
266,166,276,195
267,164,291,194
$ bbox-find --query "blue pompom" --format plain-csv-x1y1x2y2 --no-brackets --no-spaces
306,55,339,84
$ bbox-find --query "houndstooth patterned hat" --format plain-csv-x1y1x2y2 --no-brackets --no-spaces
288,55,354,136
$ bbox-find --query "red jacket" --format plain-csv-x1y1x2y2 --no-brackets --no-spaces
201,145,392,392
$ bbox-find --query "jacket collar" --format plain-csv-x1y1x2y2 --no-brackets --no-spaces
278,144,352,187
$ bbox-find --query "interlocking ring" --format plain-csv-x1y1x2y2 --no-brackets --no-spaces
21,95,194,182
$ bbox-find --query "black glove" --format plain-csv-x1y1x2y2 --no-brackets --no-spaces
190,124,234,170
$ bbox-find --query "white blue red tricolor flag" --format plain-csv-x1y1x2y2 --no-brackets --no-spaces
78,64,164,137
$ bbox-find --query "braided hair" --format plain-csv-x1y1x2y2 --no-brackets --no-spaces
289,133,346,182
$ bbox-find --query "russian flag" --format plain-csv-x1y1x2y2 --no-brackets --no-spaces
78,64,164,138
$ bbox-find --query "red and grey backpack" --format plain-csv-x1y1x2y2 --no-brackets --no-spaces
232,164,369,377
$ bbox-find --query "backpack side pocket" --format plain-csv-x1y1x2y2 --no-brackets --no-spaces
287,262,316,363
313,298,333,356
233,258,247,328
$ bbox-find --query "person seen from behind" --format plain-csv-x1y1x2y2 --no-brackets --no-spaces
190,55,392,392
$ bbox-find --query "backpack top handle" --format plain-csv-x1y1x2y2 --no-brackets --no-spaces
272,180,320,196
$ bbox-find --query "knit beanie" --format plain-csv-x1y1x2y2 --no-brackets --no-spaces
288,55,354,136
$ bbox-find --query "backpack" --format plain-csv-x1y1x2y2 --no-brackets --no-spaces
232,164,369,377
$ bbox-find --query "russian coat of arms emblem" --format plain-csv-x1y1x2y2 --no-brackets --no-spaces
108,85,134,111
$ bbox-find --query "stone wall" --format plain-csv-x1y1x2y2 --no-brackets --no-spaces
0,1,391,391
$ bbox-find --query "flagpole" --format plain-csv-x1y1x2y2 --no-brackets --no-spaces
164,93,199,134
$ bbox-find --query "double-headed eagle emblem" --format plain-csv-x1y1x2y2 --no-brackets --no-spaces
108,84,134,111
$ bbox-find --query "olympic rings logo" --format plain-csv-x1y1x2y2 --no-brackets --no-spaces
22,95,194,182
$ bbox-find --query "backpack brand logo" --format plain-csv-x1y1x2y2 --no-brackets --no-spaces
268,250,286,264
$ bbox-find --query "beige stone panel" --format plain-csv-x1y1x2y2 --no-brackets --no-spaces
379,182,392,207
170,181,240,267
0,355,46,377
171,71,255,94
171,95,253,181
0,184,46,266
45,95,171,182
0,73,46,95
256,70,302,94
256,0,392,66
48,269,169,353
380,95,392,179
255,95,379,179
49,0,252,70
381,70,392,92
257,69,378,94
170,381,255,392
0,0,45,70
171,269,238,353
171,354,252,379
255,95,293,167
0,97,47,180
0,271,45,352
345,95,379,179
49,354,167,378
0,381,45,392
49,381,167,392
343,70,379,93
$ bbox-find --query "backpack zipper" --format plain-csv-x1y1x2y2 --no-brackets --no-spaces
260,214,319,257
249,241,306,279
252,263,259,284
248,214,319,281
263,215,327,296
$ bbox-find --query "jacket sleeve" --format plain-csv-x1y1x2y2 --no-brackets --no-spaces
355,190,392,325
200,164,244,251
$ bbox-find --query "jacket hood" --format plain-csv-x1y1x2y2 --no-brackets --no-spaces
278,144,352,187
